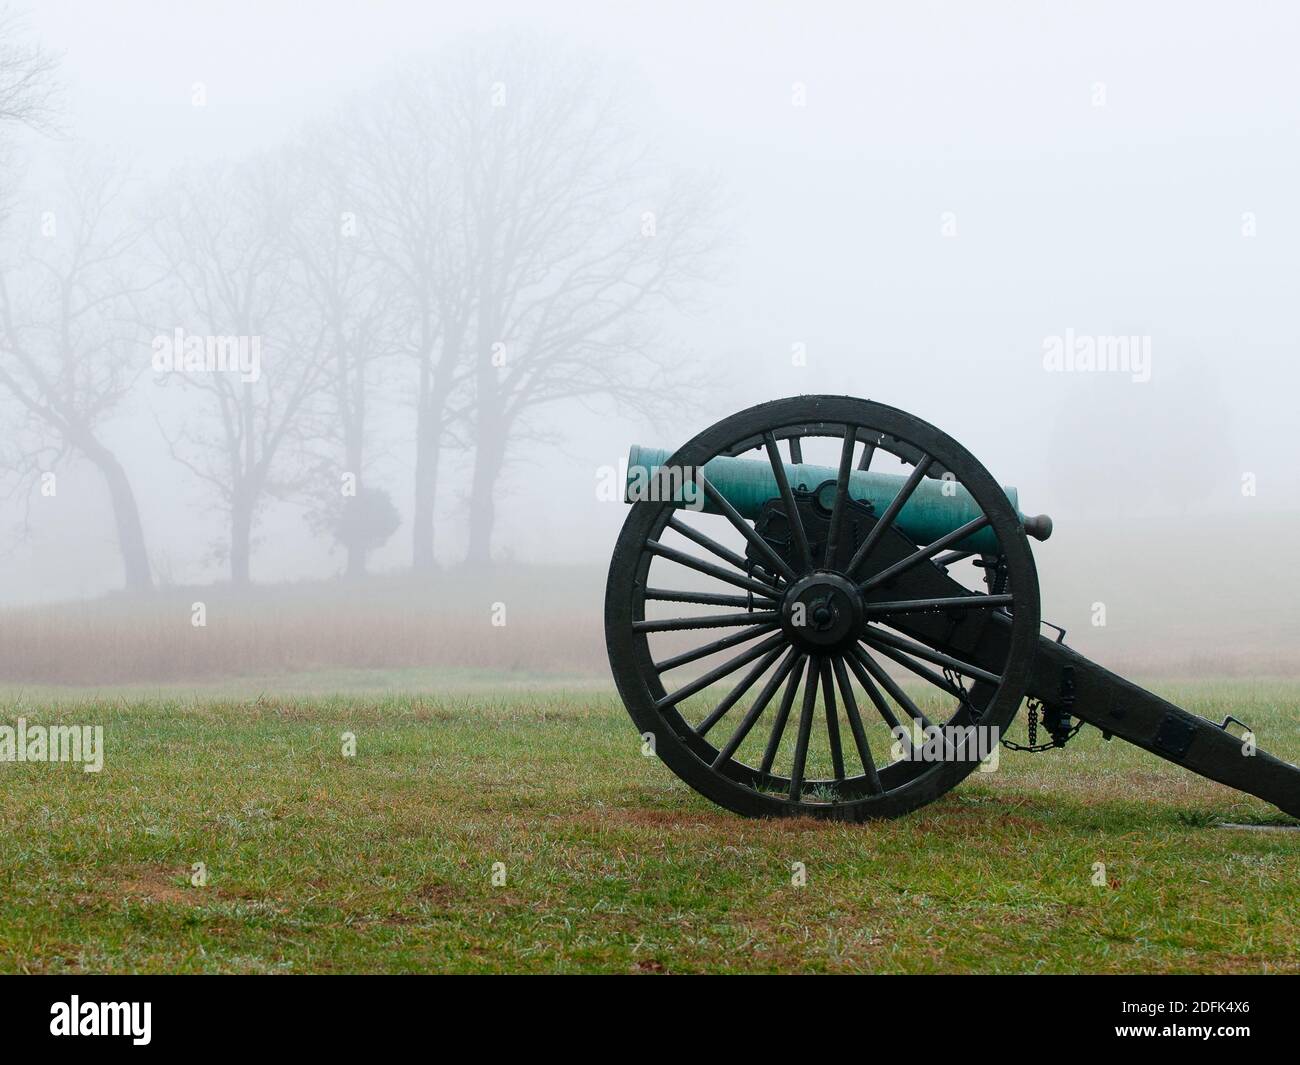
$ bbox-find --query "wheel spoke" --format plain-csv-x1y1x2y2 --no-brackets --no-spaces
856,434,877,472
819,657,846,781
698,472,799,584
763,432,812,574
634,610,780,633
863,626,1001,686
668,515,753,576
645,588,776,609
832,656,883,793
653,632,786,710
849,644,934,731
647,540,778,599
822,427,858,569
698,643,787,736
760,653,807,775
788,435,803,464
788,656,821,800
711,647,801,766
843,455,934,579
861,634,966,699
863,592,1013,616
859,515,992,594
933,549,974,569
654,622,780,672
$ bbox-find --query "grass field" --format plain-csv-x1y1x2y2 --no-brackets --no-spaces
2,676,1298,974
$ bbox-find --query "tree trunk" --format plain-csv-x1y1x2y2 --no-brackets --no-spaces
343,387,367,581
231,380,257,589
465,160,505,568
83,443,152,594
342,455,366,581
464,423,505,567
411,358,438,575
341,326,368,581
411,318,466,575
465,329,504,567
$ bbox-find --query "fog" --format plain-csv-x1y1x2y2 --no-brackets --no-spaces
2,1,1297,684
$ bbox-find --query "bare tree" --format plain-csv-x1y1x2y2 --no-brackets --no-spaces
150,155,329,587
285,124,401,578
419,40,723,565
0,156,155,591
0,8,59,135
345,74,475,574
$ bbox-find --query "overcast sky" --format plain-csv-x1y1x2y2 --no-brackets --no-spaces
5,1,1298,603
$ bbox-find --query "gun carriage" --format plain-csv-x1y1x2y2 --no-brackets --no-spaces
604,396,1300,820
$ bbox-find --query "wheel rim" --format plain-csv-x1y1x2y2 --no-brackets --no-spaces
605,396,1040,820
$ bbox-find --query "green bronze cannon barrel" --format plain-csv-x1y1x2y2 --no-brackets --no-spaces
626,445,1051,554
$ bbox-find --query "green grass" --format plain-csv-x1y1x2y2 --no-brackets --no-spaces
1,678,1298,973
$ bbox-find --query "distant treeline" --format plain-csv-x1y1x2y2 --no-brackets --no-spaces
0,27,723,591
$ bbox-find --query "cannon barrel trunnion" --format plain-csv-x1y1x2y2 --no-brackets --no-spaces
604,395,1300,821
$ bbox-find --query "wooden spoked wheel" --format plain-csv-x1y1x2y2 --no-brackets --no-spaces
605,396,1040,820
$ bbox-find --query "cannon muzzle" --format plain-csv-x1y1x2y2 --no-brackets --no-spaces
626,444,1052,552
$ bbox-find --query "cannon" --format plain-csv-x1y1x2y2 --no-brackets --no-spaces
605,396,1300,820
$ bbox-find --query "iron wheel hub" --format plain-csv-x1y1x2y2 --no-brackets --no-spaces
780,571,864,654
